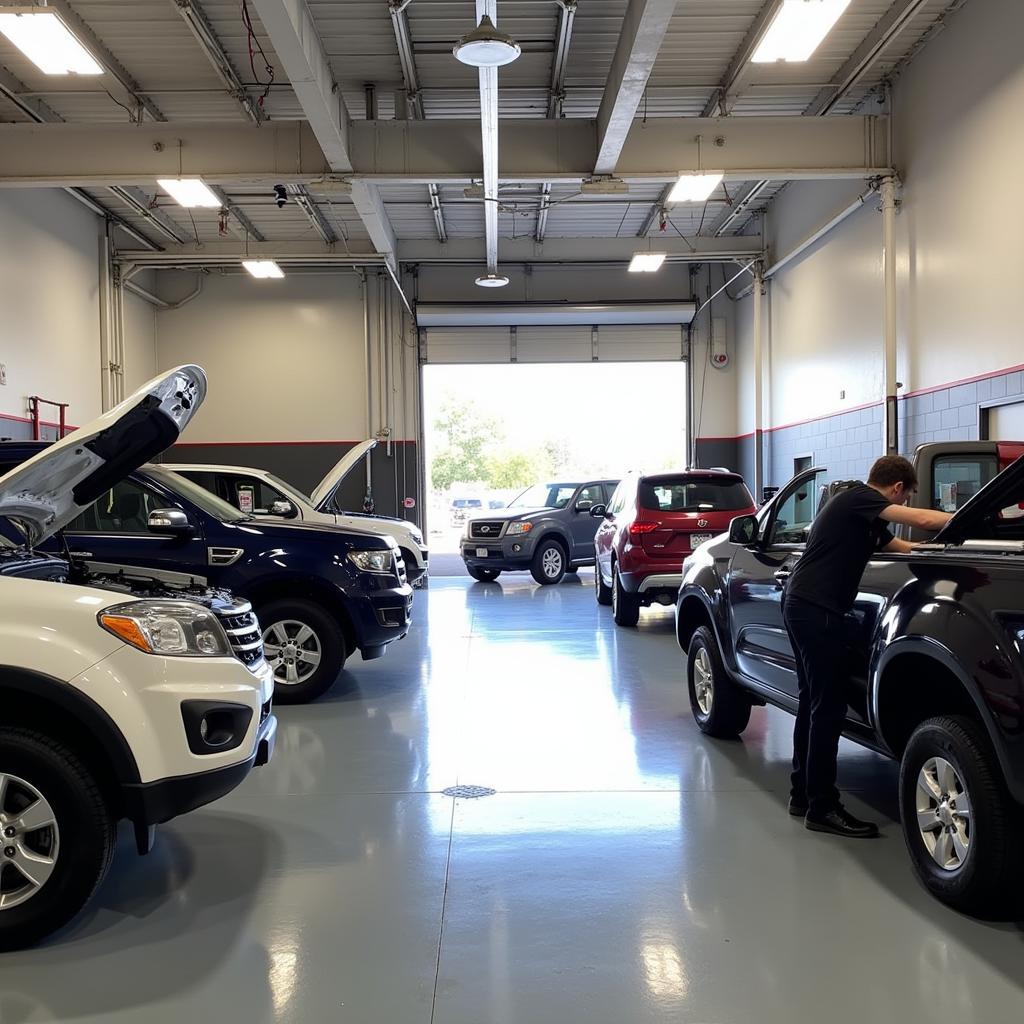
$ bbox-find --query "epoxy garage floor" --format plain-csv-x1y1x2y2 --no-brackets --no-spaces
5,577,1023,1022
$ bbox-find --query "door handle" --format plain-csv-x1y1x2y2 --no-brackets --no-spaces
773,568,791,583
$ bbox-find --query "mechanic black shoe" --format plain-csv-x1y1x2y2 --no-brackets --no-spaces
788,798,808,817
804,805,879,838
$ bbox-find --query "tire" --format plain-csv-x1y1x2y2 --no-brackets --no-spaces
686,626,752,738
595,554,613,606
565,567,579,575
531,539,567,586
258,597,347,704
467,565,501,583
612,561,640,626
899,715,1024,915
0,728,116,952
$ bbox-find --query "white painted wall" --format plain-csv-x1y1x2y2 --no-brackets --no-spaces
123,272,158,394
734,0,1024,432
154,269,418,443
0,190,102,430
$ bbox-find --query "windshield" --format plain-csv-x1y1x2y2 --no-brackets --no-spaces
639,476,753,513
264,473,313,507
509,483,580,510
147,466,250,522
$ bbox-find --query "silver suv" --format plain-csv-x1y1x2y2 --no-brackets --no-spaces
460,480,618,585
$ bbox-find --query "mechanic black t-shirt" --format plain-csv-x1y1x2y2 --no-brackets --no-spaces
785,483,895,615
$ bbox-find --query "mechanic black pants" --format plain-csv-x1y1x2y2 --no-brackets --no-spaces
783,596,849,815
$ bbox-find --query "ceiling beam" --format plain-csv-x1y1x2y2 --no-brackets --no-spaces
290,184,337,243
594,0,677,175
0,65,62,122
249,0,398,269
804,0,930,116
108,186,191,244
548,0,577,119
534,183,552,242
637,184,672,237
173,0,263,123
46,0,165,122
709,180,770,236
0,116,891,186
701,0,784,117
207,185,266,242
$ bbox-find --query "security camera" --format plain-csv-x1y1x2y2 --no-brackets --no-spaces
273,184,287,209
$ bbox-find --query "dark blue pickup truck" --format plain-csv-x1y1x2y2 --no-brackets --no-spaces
0,442,413,704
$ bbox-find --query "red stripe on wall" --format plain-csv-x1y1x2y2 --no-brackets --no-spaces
0,412,78,431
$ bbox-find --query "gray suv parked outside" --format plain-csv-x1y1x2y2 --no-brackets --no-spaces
461,480,619,585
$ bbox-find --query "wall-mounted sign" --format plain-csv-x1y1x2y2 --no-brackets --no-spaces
403,497,416,509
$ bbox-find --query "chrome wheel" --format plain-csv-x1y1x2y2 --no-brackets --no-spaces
541,546,563,579
916,756,972,872
263,619,323,687
0,774,59,911
693,647,714,716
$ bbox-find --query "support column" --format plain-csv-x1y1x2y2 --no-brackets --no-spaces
98,235,115,411
753,263,764,498
881,175,898,455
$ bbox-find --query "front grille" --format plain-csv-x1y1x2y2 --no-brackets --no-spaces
470,520,505,539
394,549,407,585
216,600,265,668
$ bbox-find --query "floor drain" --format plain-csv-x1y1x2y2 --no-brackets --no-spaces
442,785,496,799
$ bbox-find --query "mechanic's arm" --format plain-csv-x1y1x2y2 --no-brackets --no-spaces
879,504,955,532
880,536,916,554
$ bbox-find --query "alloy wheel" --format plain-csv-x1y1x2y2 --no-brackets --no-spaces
263,619,323,686
542,547,563,579
693,647,715,716
0,773,59,911
916,756,972,871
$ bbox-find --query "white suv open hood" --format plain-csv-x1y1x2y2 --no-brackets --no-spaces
0,365,207,547
310,438,376,512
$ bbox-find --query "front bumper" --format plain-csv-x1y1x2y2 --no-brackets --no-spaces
461,533,537,570
348,579,414,656
122,710,277,826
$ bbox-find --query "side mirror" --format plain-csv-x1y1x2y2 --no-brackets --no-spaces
575,500,594,513
148,509,193,537
728,514,759,546
268,499,298,519
589,503,608,518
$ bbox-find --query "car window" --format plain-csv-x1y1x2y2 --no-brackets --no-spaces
221,473,288,514
638,476,753,512
932,455,999,512
576,485,603,507
606,483,627,514
768,478,820,546
66,479,165,534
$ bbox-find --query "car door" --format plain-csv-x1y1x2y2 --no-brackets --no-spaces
58,476,209,578
728,468,826,699
594,482,624,579
568,483,606,558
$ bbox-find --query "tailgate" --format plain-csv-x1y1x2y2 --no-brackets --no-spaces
640,518,717,559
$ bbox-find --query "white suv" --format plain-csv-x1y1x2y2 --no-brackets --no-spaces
0,366,276,951
171,440,429,585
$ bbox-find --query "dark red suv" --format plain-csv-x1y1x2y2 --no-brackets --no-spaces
593,470,757,626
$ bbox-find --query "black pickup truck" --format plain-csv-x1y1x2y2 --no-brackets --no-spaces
675,456,1024,914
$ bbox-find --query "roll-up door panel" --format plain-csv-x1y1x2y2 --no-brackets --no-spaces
516,326,592,363
424,327,510,364
598,325,685,362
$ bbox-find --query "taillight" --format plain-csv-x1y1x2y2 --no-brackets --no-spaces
628,521,659,537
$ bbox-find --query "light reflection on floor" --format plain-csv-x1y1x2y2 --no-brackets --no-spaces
3,577,1023,1023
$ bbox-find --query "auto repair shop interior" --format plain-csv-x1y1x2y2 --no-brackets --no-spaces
1,0,1024,1020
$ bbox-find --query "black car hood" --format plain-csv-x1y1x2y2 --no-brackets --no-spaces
226,517,395,549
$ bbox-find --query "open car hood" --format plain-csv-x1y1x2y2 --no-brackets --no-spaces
0,365,206,547
934,454,1024,545
310,439,376,512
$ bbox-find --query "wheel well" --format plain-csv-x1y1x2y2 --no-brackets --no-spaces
876,653,979,757
243,577,357,654
535,532,569,557
677,595,713,653
0,690,123,815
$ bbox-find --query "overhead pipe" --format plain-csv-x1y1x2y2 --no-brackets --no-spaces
752,263,764,497
881,175,899,455
477,0,500,276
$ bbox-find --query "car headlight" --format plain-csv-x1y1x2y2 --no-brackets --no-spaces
409,526,423,543
99,600,231,657
348,549,394,574
506,522,534,536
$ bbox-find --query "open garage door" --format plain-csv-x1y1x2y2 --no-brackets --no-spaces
417,302,695,364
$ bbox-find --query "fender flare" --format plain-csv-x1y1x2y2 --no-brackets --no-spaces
0,664,141,784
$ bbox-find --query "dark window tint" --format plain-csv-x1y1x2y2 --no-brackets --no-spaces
220,474,288,514
932,455,998,513
638,477,753,513
67,480,165,534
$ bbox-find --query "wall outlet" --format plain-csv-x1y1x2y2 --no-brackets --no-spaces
0,363,6,386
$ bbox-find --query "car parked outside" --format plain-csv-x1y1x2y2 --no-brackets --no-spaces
461,479,619,585
450,497,483,527
171,441,429,585
0,443,413,706
594,470,757,625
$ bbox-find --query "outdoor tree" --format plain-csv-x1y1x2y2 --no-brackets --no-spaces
485,451,536,489
430,398,498,490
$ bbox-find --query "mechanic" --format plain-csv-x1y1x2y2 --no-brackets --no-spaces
783,455,954,838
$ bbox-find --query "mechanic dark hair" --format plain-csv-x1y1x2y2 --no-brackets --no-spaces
867,455,918,490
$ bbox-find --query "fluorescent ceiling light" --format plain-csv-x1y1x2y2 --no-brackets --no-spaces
667,172,723,204
157,178,221,209
475,273,510,288
453,15,521,68
752,0,852,63
242,260,285,279
0,8,102,75
628,253,667,273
